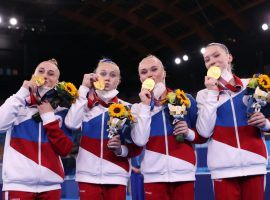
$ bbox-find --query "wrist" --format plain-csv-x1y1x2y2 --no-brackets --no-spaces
260,119,270,132
114,147,122,156
115,145,128,157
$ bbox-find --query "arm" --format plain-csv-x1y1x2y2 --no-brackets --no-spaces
0,87,29,133
64,85,89,130
263,118,270,132
130,103,152,146
186,94,208,143
107,135,143,158
196,89,219,138
39,103,73,156
125,142,143,158
173,94,208,143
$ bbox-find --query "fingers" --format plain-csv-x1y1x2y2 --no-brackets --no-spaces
107,135,121,149
205,76,219,91
248,112,266,127
82,73,99,88
22,80,38,93
89,73,99,82
37,101,53,114
139,89,152,105
173,121,188,135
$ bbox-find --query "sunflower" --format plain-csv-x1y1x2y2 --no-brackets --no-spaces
258,74,270,91
175,89,190,108
64,82,79,98
108,103,127,118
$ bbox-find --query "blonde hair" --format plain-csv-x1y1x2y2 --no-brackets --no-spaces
47,58,58,67
139,54,165,69
95,57,121,78
206,43,230,54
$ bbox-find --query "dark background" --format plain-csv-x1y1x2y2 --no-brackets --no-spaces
0,0,270,102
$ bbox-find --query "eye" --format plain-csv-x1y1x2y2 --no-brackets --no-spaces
140,70,147,75
48,72,55,76
38,69,44,73
99,71,107,77
110,73,117,78
151,68,157,72
204,57,209,63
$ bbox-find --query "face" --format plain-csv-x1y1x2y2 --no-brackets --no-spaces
34,61,59,88
95,62,120,91
138,57,166,84
203,45,233,71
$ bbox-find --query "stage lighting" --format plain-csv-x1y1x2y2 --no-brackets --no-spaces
183,55,189,61
262,23,268,31
200,48,205,54
174,57,181,64
9,17,18,26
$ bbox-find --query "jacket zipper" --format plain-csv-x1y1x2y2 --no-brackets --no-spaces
37,122,42,189
162,110,170,181
229,93,241,148
100,112,105,183
229,92,244,172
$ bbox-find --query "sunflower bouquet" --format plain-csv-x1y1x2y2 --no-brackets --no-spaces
246,74,270,117
107,103,135,139
165,89,191,142
32,81,79,121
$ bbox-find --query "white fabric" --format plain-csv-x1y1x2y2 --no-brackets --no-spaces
0,87,65,192
95,89,119,103
38,86,52,97
153,82,166,100
221,68,233,82
131,103,152,146
196,78,268,179
65,90,137,185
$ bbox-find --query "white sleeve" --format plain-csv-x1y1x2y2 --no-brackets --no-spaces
196,89,219,138
115,145,128,157
0,87,30,133
64,85,89,130
131,103,151,146
185,129,195,141
41,112,57,125
260,119,270,132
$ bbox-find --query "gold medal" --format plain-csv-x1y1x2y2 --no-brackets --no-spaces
207,66,221,79
31,75,45,87
93,78,105,90
142,78,155,91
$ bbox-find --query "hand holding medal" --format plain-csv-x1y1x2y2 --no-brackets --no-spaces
207,66,221,80
29,75,45,104
142,78,155,91
205,66,220,90
31,75,45,87
141,78,155,110
93,77,105,90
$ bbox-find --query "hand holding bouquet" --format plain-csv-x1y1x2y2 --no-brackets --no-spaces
166,89,191,142
246,74,270,118
32,80,79,121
